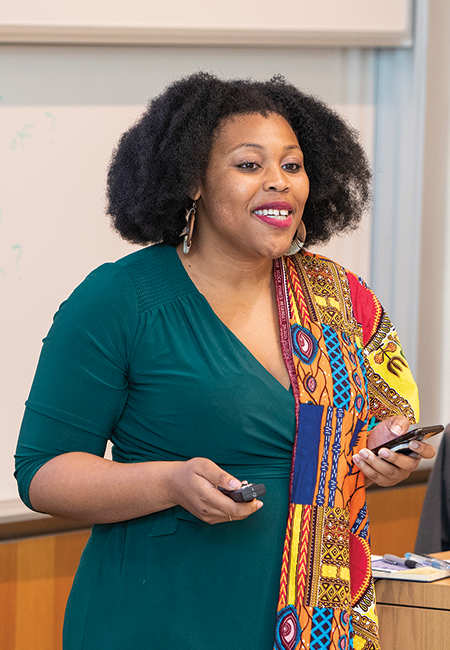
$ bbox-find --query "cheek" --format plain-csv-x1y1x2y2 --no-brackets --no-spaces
205,179,252,209
295,176,310,202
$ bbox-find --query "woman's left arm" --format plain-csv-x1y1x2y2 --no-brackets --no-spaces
345,272,435,487
353,415,436,487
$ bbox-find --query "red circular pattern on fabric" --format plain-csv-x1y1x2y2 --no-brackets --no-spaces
349,532,371,605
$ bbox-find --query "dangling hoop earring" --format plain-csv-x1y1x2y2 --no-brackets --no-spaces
286,220,306,256
286,236,304,256
183,202,197,255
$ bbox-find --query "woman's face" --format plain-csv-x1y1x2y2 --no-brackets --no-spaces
194,112,310,261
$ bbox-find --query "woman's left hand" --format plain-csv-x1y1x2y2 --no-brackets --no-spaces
353,416,436,487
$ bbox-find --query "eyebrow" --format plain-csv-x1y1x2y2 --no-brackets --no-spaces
227,143,302,155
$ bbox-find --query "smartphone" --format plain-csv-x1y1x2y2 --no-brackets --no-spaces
371,425,444,456
218,482,266,502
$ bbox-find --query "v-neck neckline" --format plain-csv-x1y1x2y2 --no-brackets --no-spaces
172,246,293,396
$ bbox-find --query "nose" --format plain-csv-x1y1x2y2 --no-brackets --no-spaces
262,167,289,192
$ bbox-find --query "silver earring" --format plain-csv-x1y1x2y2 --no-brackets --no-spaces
286,221,306,256
286,237,304,256
183,202,197,254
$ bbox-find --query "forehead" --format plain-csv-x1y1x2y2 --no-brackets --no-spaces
212,112,300,153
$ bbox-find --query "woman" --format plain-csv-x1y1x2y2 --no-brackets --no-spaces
15,73,434,650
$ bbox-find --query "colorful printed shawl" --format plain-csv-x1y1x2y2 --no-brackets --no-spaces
273,251,419,650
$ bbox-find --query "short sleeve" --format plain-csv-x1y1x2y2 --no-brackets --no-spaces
346,270,419,428
14,263,139,509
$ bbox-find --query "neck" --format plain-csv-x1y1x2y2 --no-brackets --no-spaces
177,240,275,294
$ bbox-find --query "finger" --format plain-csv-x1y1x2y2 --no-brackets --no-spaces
228,499,264,522
376,447,420,469
204,498,264,525
193,458,242,491
184,458,242,494
367,415,410,451
354,457,407,487
409,440,436,459
353,449,407,483
353,447,420,488
384,415,410,437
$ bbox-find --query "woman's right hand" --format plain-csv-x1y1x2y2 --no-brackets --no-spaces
167,457,263,524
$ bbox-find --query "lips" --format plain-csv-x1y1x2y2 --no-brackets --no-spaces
253,201,293,229
253,201,293,212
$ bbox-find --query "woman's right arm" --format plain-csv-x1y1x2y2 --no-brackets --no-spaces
28,452,261,525
15,264,260,525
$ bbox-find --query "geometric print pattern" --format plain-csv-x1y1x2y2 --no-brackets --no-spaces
318,508,350,609
327,408,343,508
274,605,301,650
317,408,335,507
272,250,419,650
323,325,352,409
310,608,333,650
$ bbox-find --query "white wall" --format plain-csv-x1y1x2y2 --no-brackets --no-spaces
0,45,375,512
417,0,450,430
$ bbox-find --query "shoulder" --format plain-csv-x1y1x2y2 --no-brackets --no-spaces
63,244,194,318
113,244,197,313
293,251,383,346
297,250,361,282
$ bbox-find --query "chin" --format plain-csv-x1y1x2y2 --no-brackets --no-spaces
257,243,292,260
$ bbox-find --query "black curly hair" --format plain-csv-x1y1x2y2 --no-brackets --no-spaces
107,72,371,247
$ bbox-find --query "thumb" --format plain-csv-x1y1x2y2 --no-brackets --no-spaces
215,471,241,491
387,415,410,437
194,458,242,490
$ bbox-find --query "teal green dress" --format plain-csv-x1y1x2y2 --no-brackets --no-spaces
15,244,296,650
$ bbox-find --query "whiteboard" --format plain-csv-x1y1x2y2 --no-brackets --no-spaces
0,0,413,46
0,45,374,517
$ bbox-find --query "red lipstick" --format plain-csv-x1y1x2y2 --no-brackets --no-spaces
253,201,293,212
252,201,293,229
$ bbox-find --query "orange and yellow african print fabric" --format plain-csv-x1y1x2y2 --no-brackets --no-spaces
272,251,418,650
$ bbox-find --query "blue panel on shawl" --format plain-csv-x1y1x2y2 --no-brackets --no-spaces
349,418,365,453
291,403,323,505
322,324,351,410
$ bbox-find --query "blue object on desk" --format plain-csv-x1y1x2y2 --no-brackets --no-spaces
405,552,450,570
383,554,419,569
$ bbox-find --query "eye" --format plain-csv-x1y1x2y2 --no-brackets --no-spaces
237,161,260,170
282,162,302,172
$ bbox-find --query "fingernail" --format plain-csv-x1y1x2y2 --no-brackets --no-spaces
229,479,240,489
410,441,419,450
360,449,369,459
391,424,402,436
379,448,389,458
353,454,360,464
256,501,263,509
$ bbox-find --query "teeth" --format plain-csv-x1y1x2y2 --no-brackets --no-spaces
255,209,290,218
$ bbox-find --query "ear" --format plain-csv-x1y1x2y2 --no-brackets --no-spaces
191,189,201,201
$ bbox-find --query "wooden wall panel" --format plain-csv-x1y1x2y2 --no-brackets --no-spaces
0,530,90,650
366,484,427,556
0,541,18,649
16,536,56,650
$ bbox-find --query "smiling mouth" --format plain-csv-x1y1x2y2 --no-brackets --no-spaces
253,207,293,229
254,208,290,220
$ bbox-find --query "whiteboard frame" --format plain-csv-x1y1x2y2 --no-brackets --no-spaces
0,26,413,47
0,0,413,47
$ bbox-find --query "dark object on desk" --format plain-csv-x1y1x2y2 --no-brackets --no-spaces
383,553,420,568
415,424,450,553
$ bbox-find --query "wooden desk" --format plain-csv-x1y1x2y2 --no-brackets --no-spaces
375,552,450,649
